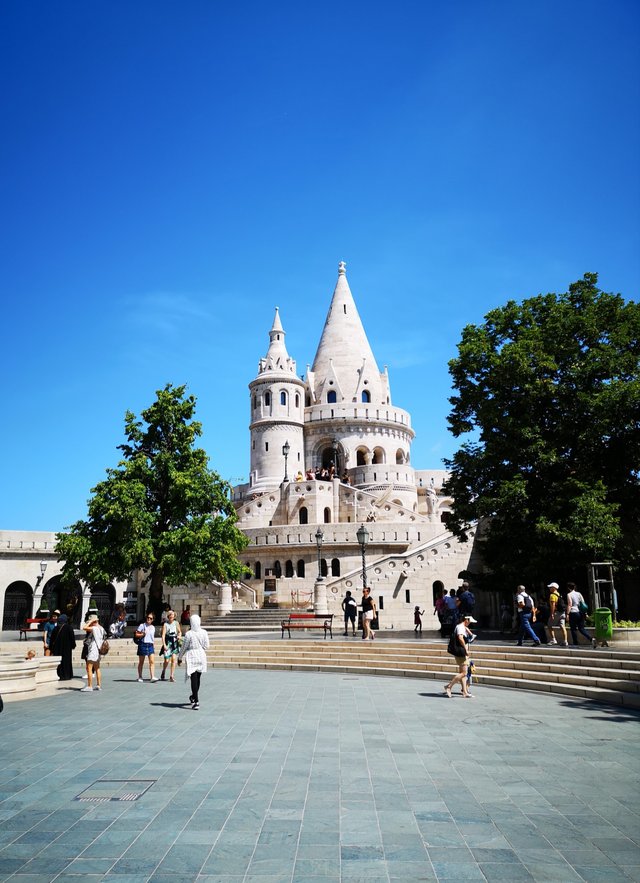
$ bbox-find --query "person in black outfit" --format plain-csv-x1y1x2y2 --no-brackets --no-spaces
361,588,377,641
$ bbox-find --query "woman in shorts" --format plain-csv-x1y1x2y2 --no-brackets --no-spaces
136,613,158,682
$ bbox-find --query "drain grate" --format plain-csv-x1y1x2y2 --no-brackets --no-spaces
75,779,156,802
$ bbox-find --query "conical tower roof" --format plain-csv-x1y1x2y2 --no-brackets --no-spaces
257,307,297,377
309,262,388,404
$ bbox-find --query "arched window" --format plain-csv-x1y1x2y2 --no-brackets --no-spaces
299,507,308,525
320,558,328,577
254,562,261,580
297,560,305,578
264,392,271,407
396,449,405,464
372,447,385,464
280,391,287,406
295,393,300,408
357,449,368,466
285,560,294,578
331,558,341,577
361,390,371,403
323,507,331,523
253,396,257,410
327,390,337,403
433,580,444,605
274,561,282,578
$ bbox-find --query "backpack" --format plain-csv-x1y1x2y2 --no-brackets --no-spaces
447,630,467,656
523,594,534,613
459,590,475,613
552,592,565,614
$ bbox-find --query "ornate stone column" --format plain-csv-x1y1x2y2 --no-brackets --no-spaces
218,582,233,616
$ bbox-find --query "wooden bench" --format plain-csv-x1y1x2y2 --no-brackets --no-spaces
18,618,48,640
281,613,334,639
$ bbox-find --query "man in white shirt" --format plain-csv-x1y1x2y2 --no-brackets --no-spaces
515,585,541,647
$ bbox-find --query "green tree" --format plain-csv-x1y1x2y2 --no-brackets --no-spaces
56,384,248,616
444,273,640,589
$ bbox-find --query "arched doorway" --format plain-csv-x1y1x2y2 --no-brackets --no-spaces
43,576,83,627
2,581,33,630
91,583,116,625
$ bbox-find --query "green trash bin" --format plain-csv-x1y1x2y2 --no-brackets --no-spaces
594,607,613,642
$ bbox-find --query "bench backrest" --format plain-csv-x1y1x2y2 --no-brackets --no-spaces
288,613,332,620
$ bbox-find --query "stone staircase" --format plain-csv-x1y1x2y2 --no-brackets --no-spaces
87,638,640,709
203,609,289,630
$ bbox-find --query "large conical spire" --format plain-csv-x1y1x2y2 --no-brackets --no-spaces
308,262,388,404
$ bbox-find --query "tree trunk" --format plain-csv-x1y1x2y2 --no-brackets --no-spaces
148,567,164,622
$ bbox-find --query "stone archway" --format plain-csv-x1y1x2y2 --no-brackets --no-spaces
91,583,116,625
2,581,33,630
43,576,83,627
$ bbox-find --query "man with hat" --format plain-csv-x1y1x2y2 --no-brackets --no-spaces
443,613,477,698
546,582,568,646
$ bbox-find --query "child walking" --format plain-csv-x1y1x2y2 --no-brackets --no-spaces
414,606,425,636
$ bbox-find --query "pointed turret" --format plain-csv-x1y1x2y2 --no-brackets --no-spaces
258,307,297,376
309,262,389,405
249,307,305,493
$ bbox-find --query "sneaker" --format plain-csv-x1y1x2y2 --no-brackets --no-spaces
82,673,88,679
94,686,102,691
548,639,557,645
192,702,199,710
137,678,143,683
160,673,165,680
464,693,475,699
532,642,541,648
561,641,569,646
150,677,159,683
169,677,175,682
443,686,452,698
343,632,348,636
592,638,598,649
80,686,93,692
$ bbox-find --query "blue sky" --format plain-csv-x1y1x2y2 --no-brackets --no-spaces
2,0,639,532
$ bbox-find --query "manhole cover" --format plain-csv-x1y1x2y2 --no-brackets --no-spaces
75,779,156,802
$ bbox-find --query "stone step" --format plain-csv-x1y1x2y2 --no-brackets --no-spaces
87,639,640,707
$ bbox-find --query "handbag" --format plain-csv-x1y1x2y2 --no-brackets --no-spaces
371,614,379,631
578,599,589,614
81,644,89,660
99,639,110,656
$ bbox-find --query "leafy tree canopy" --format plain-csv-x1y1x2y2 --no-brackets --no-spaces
56,384,248,613
444,273,640,589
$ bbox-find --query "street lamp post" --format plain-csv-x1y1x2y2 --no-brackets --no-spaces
315,528,324,581
282,440,290,482
332,437,339,475
356,524,369,590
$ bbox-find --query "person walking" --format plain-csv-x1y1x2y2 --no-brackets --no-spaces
515,586,541,647
135,613,159,682
546,582,568,646
178,614,209,710
443,614,476,698
160,609,182,681
361,587,377,641
414,606,425,636
341,591,357,636
566,582,596,648
81,614,106,692
50,613,76,680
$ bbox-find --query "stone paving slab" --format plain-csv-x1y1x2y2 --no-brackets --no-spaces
0,668,639,882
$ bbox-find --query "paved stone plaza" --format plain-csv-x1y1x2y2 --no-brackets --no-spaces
1,668,639,883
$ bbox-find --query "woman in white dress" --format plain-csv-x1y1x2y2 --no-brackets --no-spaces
82,614,106,692
178,614,209,710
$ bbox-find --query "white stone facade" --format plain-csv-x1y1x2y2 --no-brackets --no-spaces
233,263,484,629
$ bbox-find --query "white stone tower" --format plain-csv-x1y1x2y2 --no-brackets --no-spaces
248,308,305,492
305,262,417,509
